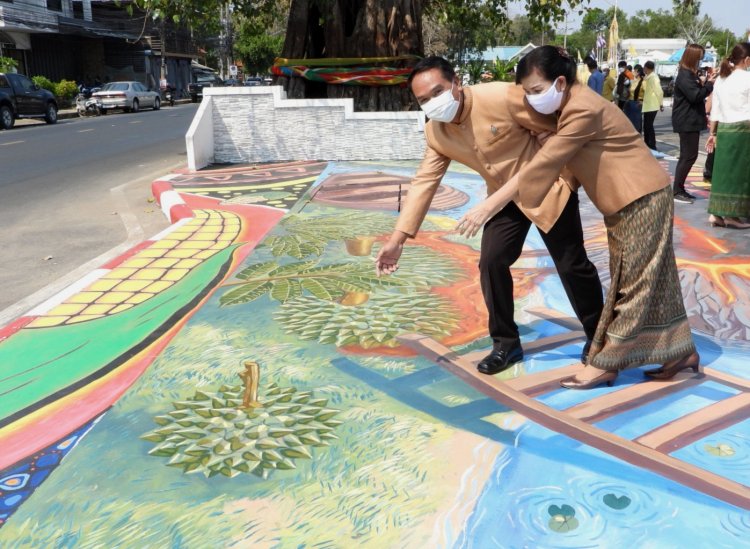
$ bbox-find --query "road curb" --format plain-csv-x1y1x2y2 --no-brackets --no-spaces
0,219,192,339
0,165,196,331
151,173,194,223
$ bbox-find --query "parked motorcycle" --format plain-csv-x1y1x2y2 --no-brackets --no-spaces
164,87,175,107
75,93,102,117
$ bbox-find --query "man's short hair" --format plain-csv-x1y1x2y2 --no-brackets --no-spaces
584,57,598,70
407,56,456,89
644,61,655,70
618,60,627,68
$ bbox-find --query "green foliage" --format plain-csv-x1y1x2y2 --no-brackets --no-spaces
32,76,56,93
488,58,516,82
274,291,458,348
143,382,341,479
234,10,286,75
0,56,18,73
54,79,79,100
220,259,411,306
261,211,396,259
464,58,486,84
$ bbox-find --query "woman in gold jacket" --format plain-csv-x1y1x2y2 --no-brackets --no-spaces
457,45,699,390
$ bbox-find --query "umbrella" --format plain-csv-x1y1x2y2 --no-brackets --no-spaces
608,12,619,66
668,47,716,64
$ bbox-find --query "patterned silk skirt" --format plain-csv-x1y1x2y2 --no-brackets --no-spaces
707,120,750,218
587,186,696,371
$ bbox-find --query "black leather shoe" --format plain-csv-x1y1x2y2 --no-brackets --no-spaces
581,339,593,363
477,343,523,375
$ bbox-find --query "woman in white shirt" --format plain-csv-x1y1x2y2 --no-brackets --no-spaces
706,42,750,229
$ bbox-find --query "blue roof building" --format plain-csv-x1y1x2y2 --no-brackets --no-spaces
479,43,537,62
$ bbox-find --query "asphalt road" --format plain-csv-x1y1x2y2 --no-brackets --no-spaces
0,103,199,320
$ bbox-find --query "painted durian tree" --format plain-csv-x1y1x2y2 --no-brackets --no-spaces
219,211,462,349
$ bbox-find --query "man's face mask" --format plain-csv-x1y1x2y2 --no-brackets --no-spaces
420,82,460,123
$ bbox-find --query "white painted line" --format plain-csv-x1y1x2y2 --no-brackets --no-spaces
129,120,142,124
0,140,24,146
78,129,94,133
27,269,110,316
151,217,191,241
110,183,145,243
154,173,181,182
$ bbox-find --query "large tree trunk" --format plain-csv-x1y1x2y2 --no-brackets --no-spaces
277,0,423,111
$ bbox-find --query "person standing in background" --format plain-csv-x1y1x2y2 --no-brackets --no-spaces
642,61,664,152
705,42,750,229
672,44,715,204
585,57,604,95
624,65,645,132
602,66,616,101
615,61,633,110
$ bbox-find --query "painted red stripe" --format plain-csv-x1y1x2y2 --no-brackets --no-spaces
100,240,155,270
169,203,194,223
0,316,36,342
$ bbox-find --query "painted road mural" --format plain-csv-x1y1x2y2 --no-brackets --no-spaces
0,159,748,547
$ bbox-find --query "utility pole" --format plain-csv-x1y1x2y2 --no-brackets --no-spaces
563,11,568,49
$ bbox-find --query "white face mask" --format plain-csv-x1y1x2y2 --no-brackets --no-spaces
420,82,460,122
618,67,625,74
526,78,565,115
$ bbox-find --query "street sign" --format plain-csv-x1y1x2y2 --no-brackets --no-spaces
229,65,238,76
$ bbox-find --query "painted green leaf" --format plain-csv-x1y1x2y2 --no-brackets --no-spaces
548,514,579,533
235,260,280,281
220,280,272,306
603,494,631,510
704,443,736,457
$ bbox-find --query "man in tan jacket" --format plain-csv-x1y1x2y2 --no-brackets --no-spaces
375,56,603,375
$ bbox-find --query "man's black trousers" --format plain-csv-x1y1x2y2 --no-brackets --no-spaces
479,192,603,349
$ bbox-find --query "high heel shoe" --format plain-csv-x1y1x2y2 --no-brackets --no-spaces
644,352,701,380
560,369,617,390
724,217,750,230
709,214,725,227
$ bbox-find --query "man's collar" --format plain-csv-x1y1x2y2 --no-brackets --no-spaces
456,86,472,124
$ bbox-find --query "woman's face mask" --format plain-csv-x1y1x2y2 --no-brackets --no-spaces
419,82,460,123
524,76,566,115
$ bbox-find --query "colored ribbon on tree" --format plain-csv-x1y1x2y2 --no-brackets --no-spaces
271,56,420,86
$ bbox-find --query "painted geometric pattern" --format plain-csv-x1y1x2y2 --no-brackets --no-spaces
26,210,241,328
170,162,326,209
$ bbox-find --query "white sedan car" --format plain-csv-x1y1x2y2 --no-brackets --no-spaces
93,81,160,114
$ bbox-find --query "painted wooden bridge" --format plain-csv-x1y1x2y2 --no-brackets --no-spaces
399,307,750,510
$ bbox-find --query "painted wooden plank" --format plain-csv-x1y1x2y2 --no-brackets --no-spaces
565,374,706,422
703,367,750,392
398,333,750,510
635,392,750,453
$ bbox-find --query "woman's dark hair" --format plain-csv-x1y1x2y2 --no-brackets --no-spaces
679,44,705,74
515,45,578,86
407,56,456,88
719,42,750,78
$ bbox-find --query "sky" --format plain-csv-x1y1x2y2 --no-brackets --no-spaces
515,0,750,38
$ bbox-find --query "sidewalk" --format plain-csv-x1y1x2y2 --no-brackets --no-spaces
14,97,192,126
0,150,749,544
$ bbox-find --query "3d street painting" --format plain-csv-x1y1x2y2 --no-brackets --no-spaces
0,159,748,547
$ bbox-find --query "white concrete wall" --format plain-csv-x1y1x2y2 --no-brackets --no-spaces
186,96,215,171
186,86,425,169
